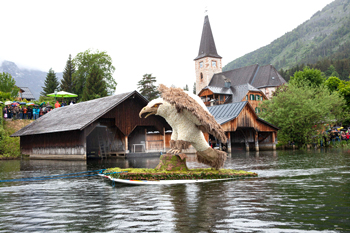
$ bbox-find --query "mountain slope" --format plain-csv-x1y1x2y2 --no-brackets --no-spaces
0,61,62,100
223,0,350,72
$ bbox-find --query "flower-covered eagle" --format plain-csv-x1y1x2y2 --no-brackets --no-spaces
139,84,227,169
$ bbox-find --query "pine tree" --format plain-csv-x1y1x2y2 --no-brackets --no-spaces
137,74,159,101
41,68,59,96
183,84,189,91
82,64,107,101
60,54,75,92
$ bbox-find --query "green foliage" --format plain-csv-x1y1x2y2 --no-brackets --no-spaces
137,74,160,101
73,49,116,99
105,167,257,181
0,91,11,101
325,76,342,92
41,68,59,97
193,82,196,94
289,67,325,87
0,119,21,158
0,72,19,98
259,81,346,146
81,64,108,101
60,54,75,92
183,84,189,91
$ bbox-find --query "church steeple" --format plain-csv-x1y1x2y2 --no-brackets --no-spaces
194,15,222,61
195,15,222,94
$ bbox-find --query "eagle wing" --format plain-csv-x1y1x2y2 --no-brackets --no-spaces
158,84,227,142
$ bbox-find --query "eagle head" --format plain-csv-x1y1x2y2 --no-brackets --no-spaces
139,98,163,119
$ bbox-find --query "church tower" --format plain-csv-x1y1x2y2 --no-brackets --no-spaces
194,14,222,94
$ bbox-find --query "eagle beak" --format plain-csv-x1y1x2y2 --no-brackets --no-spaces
139,106,157,118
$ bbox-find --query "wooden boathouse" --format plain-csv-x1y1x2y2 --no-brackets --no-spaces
207,101,279,152
11,91,172,160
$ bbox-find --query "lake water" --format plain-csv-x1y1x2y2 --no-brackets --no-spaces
0,149,349,232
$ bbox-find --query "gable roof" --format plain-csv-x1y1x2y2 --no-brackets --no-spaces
251,65,287,88
19,87,35,100
194,15,222,61
208,101,279,130
207,64,286,90
208,101,247,125
11,91,147,137
229,83,262,103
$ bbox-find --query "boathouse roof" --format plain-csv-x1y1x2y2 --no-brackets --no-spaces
208,101,279,129
12,91,147,137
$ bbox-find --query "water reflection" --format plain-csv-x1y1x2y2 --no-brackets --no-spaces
0,149,349,232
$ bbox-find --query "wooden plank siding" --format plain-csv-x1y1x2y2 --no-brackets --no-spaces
101,98,170,136
221,104,276,132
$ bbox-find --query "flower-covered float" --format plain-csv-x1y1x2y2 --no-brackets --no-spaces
100,85,258,185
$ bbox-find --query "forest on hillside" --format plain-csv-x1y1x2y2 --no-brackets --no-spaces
223,0,350,72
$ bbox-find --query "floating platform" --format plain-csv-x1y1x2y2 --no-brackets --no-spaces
99,174,236,185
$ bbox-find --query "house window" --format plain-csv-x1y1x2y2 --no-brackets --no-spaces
212,61,217,67
219,95,224,102
250,94,255,100
246,95,248,100
255,107,260,113
200,62,203,68
261,96,263,101
256,95,260,101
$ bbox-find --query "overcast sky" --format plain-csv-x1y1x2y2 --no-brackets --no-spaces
0,0,334,94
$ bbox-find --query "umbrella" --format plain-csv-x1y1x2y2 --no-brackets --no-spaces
46,105,53,108
5,101,12,105
34,104,39,107
47,91,78,98
40,102,46,107
11,102,19,106
26,102,35,106
19,102,27,105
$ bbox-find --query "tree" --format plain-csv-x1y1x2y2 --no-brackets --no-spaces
259,81,346,146
73,49,116,99
289,67,325,87
60,54,75,92
137,74,159,101
82,64,107,101
325,76,342,92
183,84,189,91
41,68,59,97
193,82,196,94
0,72,19,98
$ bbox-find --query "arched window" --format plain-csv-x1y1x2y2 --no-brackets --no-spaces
200,73,203,81
250,94,255,100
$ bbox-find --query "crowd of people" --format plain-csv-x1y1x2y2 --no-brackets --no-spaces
2,101,74,120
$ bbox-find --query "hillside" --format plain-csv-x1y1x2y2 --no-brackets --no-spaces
223,0,350,72
0,61,62,100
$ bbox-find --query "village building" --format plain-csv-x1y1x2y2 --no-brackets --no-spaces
18,86,35,101
11,91,172,160
195,15,286,102
195,14,282,151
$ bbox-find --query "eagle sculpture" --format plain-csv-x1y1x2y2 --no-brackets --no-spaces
139,84,227,169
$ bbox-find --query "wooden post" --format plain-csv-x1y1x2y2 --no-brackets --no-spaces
255,131,259,152
272,132,276,150
227,132,231,153
163,127,165,152
125,136,128,153
145,128,147,152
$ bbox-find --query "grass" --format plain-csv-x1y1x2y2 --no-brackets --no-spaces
0,119,34,159
105,167,258,181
